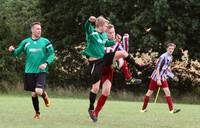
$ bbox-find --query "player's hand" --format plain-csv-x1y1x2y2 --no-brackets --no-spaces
157,80,162,86
173,76,179,82
8,45,15,52
39,63,47,70
89,16,96,22
116,34,122,42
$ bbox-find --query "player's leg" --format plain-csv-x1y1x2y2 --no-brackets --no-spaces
89,80,101,110
163,87,173,110
162,81,180,114
90,66,113,122
121,60,132,80
35,73,50,107
118,58,124,69
24,73,40,119
32,92,40,119
113,50,129,62
141,79,157,112
121,60,142,85
90,80,111,122
141,90,153,112
104,52,142,84
114,51,149,71
113,51,140,66
88,60,103,111
94,79,111,117
88,80,101,122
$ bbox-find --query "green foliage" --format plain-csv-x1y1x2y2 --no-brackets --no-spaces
39,0,200,57
0,0,200,94
0,0,42,85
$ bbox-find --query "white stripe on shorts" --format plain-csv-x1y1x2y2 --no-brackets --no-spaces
91,63,95,74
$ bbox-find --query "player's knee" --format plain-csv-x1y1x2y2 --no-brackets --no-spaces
103,92,110,96
146,90,153,96
102,89,110,96
91,81,100,93
163,88,171,96
35,88,43,96
102,80,111,96
119,51,127,58
165,91,171,96
92,86,99,93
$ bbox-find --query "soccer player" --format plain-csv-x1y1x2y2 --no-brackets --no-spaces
8,22,55,119
105,25,148,85
91,64,114,122
90,24,142,123
82,16,142,122
140,43,181,114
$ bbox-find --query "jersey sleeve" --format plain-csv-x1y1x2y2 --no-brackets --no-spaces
105,40,115,47
122,34,129,52
117,43,124,51
88,31,115,47
84,20,95,35
12,40,27,57
45,41,55,64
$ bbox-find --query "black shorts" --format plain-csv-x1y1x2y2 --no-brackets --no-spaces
89,52,115,84
24,73,47,92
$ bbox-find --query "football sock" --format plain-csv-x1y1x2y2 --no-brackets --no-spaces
165,96,173,111
89,91,97,110
95,95,107,117
142,95,149,110
32,96,39,113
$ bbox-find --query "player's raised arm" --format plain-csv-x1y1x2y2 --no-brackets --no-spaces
84,16,96,35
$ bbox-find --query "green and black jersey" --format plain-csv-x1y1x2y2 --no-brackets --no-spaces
81,20,115,59
12,37,55,73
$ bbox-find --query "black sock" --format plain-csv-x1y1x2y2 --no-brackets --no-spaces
32,96,39,113
125,55,141,69
132,66,139,78
125,55,136,65
89,91,97,110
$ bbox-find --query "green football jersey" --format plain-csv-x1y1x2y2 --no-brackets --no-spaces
81,20,115,59
12,37,55,73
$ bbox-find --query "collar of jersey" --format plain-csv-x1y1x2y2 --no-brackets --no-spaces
31,37,41,41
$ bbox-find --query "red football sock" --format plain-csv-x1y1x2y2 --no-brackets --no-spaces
142,95,149,110
165,96,173,111
121,61,132,80
94,95,108,117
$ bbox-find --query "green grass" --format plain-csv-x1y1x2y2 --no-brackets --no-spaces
0,95,199,128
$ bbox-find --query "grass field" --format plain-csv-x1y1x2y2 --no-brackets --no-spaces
0,95,199,128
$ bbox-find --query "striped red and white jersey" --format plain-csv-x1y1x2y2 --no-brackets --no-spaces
122,34,129,52
151,52,173,81
105,42,124,53
105,34,129,53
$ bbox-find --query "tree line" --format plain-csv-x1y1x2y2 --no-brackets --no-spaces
0,0,199,95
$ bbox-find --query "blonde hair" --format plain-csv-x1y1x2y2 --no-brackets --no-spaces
107,24,114,30
167,43,176,48
31,22,41,28
95,16,109,28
